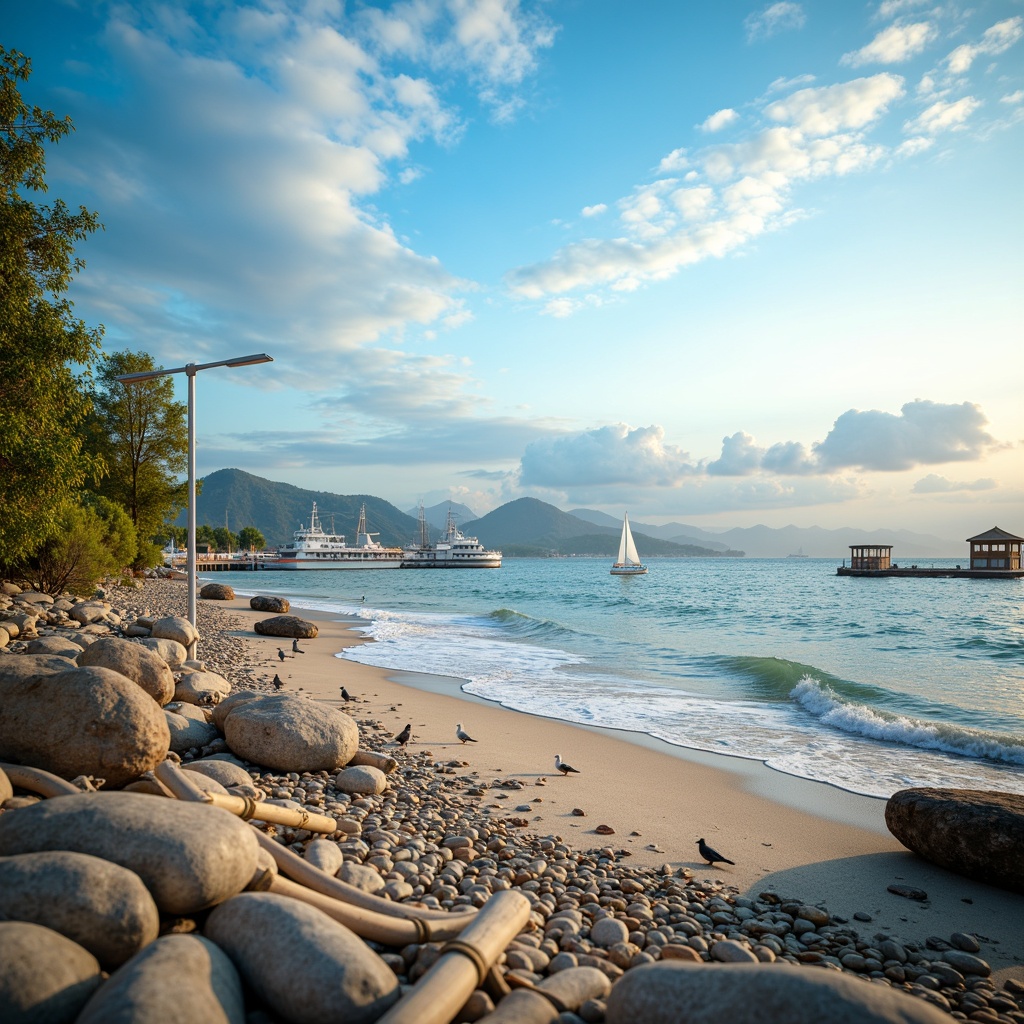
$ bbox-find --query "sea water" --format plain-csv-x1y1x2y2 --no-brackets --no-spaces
212,558,1024,799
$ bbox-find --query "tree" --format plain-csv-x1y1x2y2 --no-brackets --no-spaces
212,526,236,552
237,526,266,551
87,350,188,558
0,49,103,565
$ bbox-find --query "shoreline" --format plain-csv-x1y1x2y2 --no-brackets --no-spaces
213,584,1024,980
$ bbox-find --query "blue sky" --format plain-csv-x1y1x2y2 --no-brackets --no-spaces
9,0,1023,538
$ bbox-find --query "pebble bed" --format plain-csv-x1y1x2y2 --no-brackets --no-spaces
3,578,1023,1023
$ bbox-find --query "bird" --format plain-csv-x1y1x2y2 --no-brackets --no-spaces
696,838,734,866
554,754,580,776
394,723,412,748
273,674,284,690
340,686,353,701
277,648,287,662
292,639,305,654
455,723,477,744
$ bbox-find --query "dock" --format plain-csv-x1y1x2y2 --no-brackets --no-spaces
837,567,1024,579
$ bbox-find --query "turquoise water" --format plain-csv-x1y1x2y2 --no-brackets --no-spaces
211,558,1024,798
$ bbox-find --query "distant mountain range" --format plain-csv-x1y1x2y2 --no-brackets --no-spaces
179,469,960,557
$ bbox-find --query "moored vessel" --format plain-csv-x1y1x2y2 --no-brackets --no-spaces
402,505,502,568
266,503,403,570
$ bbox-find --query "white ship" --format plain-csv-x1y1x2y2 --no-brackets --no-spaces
402,505,502,569
610,512,647,575
267,503,403,570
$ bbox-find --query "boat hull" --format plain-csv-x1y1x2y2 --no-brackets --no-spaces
610,564,647,575
402,555,501,568
264,556,403,570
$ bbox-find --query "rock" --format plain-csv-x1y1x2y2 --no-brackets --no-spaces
211,690,263,731
0,792,259,915
200,583,235,600
304,839,344,876
175,670,232,705
334,765,387,795
70,602,108,625
165,710,220,754
0,766,11,805
184,759,260,797
590,917,630,948
0,626,9,648
25,636,84,659
15,591,53,606
340,862,386,895
887,884,928,901
150,615,198,648
253,615,318,639
223,694,359,772
250,595,290,613
886,788,1024,893
137,636,188,669
204,892,400,1024
0,920,102,1024
77,637,176,705
949,932,980,953
0,851,159,969
604,962,953,1024
941,950,991,976
348,750,399,774
76,934,244,1024
0,665,170,788
710,940,759,964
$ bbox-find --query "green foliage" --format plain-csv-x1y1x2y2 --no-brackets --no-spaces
237,526,265,551
86,350,188,562
0,49,103,563
196,524,217,550
23,497,137,596
212,526,236,552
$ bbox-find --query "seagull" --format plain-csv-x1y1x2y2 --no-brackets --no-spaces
554,754,580,776
273,674,284,690
394,723,412,748
696,838,734,866
277,648,287,662
292,639,305,654
455,723,477,744
340,686,353,701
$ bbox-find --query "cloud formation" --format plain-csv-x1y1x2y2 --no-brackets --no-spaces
912,474,997,494
745,3,806,43
945,17,1022,76
841,22,937,67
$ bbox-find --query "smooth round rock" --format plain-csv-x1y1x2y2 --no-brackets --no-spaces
137,636,188,669
77,934,244,1024
166,710,220,753
0,920,102,1024
250,595,290,613
184,759,259,797
200,583,235,600
604,962,952,1024
0,791,259,914
223,694,359,772
211,690,262,731
304,839,344,876
340,862,386,894
174,670,232,705
25,636,85,659
204,892,399,1024
77,637,176,705
253,615,318,639
0,851,159,969
0,766,12,804
150,615,198,647
0,665,170,788
333,765,387,795
590,917,630,948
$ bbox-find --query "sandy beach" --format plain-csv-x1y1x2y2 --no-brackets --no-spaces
212,588,1024,983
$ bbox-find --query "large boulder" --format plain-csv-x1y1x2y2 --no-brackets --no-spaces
204,892,399,1024
253,614,317,639
165,710,220,754
70,602,109,625
76,934,244,1024
886,787,1024,893
184,759,260,798
138,636,188,669
604,962,951,1024
25,636,85,659
0,792,260,915
211,691,262,731
174,669,232,705
222,694,359,772
250,595,290,613
200,582,235,601
0,851,159,969
151,615,198,648
77,637,176,705
0,921,102,1024
0,665,170,788
0,766,11,805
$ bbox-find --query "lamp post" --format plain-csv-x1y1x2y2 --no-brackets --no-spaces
115,353,273,658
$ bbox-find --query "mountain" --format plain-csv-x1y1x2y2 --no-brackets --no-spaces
174,469,425,547
570,508,732,551
703,524,957,558
403,501,478,532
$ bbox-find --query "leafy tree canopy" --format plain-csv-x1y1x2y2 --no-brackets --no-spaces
238,526,266,551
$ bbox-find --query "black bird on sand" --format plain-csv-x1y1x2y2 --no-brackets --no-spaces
696,838,734,866
394,723,412,748
277,648,287,662
292,639,305,653
340,686,353,701
273,674,284,690
554,754,580,776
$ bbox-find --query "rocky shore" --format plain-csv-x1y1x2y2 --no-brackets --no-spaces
1,578,1022,1023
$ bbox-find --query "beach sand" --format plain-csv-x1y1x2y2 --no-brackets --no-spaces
214,590,1023,982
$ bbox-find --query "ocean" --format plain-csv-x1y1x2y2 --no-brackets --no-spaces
212,558,1024,800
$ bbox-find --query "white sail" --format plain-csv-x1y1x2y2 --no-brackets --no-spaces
611,512,647,574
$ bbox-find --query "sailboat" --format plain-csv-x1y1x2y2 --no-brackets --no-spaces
610,512,647,575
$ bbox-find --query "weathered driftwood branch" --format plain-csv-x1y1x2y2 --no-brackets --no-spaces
155,760,337,835
0,761,82,797
376,890,531,1024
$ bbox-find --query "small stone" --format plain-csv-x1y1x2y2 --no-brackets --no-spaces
949,932,980,953
572,808,586,816
887,884,928,901
595,825,615,836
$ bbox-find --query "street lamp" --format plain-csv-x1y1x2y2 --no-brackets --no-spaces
116,353,273,658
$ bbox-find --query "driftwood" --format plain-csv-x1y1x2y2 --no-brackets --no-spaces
0,762,83,798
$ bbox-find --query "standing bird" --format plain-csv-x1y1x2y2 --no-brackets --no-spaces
277,648,287,663
394,723,412,748
554,754,580,777
273,674,284,690
696,838,734,866
455,723,477,744
292,639,305,654
340,686,353,702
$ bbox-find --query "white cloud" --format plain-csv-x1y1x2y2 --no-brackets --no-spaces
904,95,981,134
656,148,689,173
745,3,806,43
896,135,934,156
945,17,1023,76
707,432,764,476
875,0,931,20
841,22,937,67
699,108,740,132
581,203,607,217
1001,90,1024,105
912,474,997,494
765,74,905,135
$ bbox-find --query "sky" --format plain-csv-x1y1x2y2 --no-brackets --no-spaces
8,0,1024,540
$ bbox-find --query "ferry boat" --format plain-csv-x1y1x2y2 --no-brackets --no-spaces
267,503,403,570
402,505,502,569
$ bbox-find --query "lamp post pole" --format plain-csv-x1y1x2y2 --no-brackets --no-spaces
116,353,273,658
